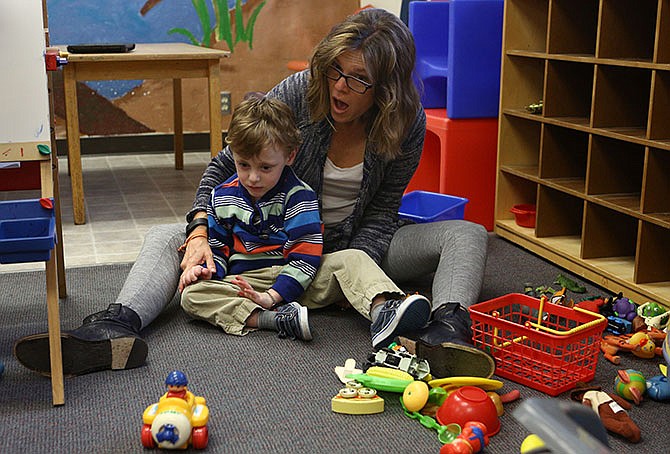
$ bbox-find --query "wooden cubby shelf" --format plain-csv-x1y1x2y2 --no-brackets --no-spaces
496,0,670,308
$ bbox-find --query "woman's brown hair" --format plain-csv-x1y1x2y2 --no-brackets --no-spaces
307,8,421,159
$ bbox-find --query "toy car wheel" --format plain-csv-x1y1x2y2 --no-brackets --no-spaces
141,424,156,448
191,426,208,449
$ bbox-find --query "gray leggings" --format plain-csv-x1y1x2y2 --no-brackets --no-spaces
116,221,488,330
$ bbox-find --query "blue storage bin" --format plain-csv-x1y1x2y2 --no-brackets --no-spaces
0,198,56,264
399,190,468,223
409,1,449,108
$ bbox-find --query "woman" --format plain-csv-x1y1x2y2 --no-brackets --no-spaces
14,9,488,376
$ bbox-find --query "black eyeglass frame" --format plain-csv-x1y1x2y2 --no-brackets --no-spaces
325,65,373,94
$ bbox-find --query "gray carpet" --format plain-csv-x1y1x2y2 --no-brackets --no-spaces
1,234,668,453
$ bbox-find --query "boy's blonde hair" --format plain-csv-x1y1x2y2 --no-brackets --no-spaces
225,96,301,158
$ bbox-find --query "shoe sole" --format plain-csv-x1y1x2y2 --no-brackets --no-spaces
372,294,431,350
13,333,148,377
399,336,495,379
290,302,312,341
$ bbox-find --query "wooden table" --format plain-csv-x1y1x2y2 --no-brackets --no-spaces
57,43,229,224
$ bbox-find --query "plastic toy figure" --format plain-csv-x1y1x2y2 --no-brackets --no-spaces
165,370,189,400
439,421,489,454
141,370,210,450
600,331,664,364
613,295,637,321
646,333,670,402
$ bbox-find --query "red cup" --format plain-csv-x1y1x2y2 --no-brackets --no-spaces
436,386,501,436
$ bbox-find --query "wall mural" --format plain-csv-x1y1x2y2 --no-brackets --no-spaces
47,0,358,138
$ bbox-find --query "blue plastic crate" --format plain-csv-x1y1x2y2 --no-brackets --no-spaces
0,198,56,264
398,191,468,223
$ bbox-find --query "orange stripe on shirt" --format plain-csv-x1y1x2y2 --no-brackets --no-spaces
284,242,323,257
232,234,280,255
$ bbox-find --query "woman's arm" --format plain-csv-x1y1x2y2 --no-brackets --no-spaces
186,146,236,222
180,147,236,287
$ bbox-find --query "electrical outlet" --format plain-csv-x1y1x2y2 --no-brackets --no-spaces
220,91,231,115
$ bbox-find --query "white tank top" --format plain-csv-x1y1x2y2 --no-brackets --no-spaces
321,157,363,228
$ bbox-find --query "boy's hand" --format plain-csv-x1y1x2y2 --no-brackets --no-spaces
179,264,212,292
232,275,276,309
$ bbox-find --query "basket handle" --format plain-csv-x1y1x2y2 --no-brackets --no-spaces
525,307,606,336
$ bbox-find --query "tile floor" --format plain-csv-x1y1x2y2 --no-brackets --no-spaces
0,150,212,273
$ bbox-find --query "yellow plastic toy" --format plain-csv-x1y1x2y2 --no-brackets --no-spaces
141,370,210,450
331,381,384,415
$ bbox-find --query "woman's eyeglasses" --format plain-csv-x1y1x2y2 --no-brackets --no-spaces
325,66,373,94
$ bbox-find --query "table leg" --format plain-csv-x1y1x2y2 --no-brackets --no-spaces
208,59,223,158
173,78,183,170
62,65,86,224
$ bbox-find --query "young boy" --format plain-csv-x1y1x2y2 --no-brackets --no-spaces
180,97,322,341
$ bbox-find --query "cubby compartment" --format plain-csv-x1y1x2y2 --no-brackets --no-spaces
496,172,537,224
636,221,670,283
543,60,594,124
547,0,598,56
504,0,548,53
591,65,651,136
587,136,644,213
539,125,588,194
535,185,583,240
498,115,542,177
656,0,670,63
500,55,546,114
497,0,670,307
597,0,657,61
582,203,638,262
642,147,670,223
648,70,670,140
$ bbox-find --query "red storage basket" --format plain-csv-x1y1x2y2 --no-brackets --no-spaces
469,293,607,396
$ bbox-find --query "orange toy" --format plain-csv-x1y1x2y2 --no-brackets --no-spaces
600,330,665,364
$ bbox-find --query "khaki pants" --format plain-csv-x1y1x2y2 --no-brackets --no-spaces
180,249,402,335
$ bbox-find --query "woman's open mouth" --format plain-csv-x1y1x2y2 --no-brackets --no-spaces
332,97,349,114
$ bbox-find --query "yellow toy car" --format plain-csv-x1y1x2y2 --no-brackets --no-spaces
141,371,210,450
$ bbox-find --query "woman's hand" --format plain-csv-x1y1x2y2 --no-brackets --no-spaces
231,275,276,309
180,230,215,271
179,227,215,291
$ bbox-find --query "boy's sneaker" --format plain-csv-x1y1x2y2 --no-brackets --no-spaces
276,302,312,341
371,294,431,350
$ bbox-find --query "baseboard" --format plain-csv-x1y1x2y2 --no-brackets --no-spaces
55,131,226,156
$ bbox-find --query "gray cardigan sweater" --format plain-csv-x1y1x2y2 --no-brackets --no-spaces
189,71,426,265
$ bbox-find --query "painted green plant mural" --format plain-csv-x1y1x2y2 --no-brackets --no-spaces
141,0,266,51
